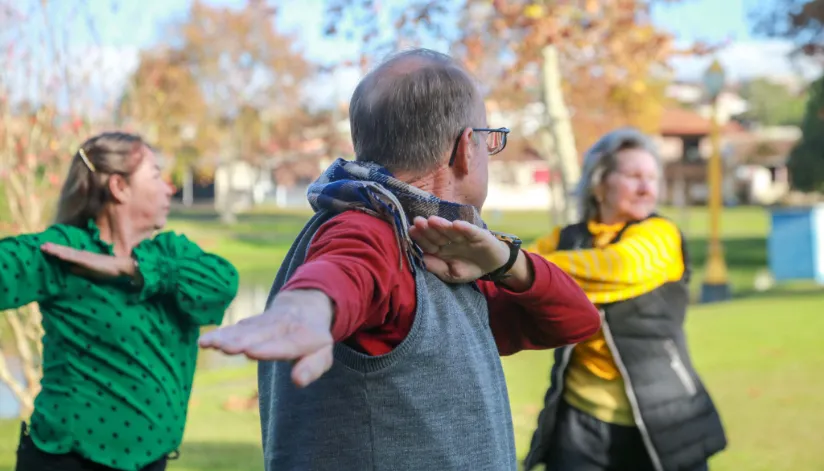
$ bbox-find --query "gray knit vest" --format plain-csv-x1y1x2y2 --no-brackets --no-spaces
257,210,517,471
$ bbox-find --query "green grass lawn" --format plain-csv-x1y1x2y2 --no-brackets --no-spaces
1,206,822,470
162,204,776,291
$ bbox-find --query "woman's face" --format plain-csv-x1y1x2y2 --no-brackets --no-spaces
120,147,174,231
596,147,659,223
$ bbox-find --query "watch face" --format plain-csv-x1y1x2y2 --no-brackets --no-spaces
490,231,522,245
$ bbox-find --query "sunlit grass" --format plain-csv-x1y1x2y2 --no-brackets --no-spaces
1,205,820,471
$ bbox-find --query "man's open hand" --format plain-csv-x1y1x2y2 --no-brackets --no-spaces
409,215,510,284
198,289,335,388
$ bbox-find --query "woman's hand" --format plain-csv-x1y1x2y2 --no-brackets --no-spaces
40,243,135,279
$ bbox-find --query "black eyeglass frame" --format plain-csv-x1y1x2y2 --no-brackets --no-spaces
448,127,511,166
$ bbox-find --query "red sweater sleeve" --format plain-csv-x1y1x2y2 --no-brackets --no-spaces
481,251,601,356
281,211,599,357
280,211,415,352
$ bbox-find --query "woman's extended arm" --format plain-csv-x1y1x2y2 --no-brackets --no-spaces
0,227,72,310
541,217,685,304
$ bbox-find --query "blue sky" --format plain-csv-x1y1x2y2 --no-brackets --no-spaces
80,0,757,63
15,0,819,107
652,0,754,43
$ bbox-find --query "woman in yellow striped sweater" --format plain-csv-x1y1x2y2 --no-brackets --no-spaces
524,128,726,471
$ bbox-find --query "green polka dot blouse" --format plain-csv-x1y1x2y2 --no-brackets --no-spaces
0,220,239,471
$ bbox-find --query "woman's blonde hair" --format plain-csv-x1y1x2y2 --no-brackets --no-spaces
54,132,148,227
574,127,660,223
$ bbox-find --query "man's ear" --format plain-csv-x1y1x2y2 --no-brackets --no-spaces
451,127,475,176
107,174,130,204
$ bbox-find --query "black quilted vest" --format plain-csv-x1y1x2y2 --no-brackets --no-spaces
524,216,727,471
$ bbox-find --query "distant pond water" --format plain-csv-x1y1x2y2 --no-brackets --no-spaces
198,281,272,370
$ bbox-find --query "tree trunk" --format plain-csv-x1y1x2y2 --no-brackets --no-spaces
541,45,581,225
536,128,564,227
183,166,194,207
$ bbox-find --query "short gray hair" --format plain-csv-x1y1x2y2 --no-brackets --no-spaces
349,48,482,174
574,127,660,222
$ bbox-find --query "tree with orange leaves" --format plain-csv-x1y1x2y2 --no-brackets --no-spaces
118,49,215,193
171,1,315,161
324,0,697,222
135,1,317,219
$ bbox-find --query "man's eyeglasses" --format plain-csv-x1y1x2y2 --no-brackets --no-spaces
449,127,511,166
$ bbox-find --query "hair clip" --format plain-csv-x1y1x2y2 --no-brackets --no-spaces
78,148,96,172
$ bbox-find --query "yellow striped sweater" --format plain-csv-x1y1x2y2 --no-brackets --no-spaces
529,217,685,425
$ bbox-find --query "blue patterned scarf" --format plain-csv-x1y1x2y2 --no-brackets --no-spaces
306,158,487,271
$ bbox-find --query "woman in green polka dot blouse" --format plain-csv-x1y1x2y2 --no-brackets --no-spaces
7,132,240,471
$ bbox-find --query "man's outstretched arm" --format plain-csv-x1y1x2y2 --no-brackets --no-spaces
199,211,409,386
407,216,601,356
481,252,601,356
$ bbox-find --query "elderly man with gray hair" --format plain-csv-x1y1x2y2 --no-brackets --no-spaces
524,127,727,471
199,48,601,471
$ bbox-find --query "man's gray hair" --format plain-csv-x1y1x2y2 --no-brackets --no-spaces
574,127,661,223
349,48,482,174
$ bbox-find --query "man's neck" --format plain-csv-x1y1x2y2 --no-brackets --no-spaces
397,165,468,205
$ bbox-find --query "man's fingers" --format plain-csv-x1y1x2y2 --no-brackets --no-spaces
242,330,331,362
199,319,266,348
424,216,471,244
199,313,277,345
412,216,429,229
201,317,333,364
198,325,254,353
421,254,450,278
411,216,448,245
236,311,282,328
290,345,334,387
451,220,487,242
416,218,452,246
198,324,234,347
215,326,283,355
430,224,468,245
409,226,440,254
411,217,467,253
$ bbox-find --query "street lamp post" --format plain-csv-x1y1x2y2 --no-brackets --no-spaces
700,59,731,303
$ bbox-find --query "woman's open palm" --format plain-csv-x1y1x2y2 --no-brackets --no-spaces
40,243,131,279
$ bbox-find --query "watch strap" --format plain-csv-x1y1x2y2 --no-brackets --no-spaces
479,231,522,282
